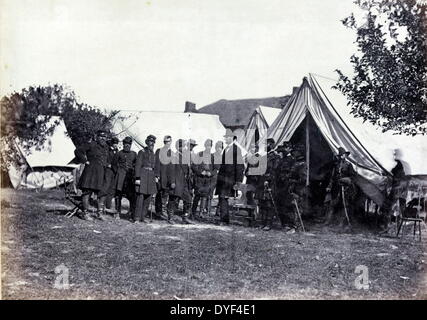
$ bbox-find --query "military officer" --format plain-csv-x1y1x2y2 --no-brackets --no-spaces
167,139,193,224
74,130,111,221
113,136,137,219
133,135,158,223
103,136,119,212
288,145,307,231
191,139,215,220
255,138,280,231
324,147,356,227
275,142,296,229
154,135,173,220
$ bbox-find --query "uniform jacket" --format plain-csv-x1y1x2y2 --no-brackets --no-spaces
169,151,193,201
255,151,280,200
154,147,173,190
215,143,245,197
192,150,215,196
135,147,157,195
75,141,110,191
114,150,137,192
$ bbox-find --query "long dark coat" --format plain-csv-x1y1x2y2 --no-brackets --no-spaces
154,147,173,190
99,147,117,197
113,150,137,193
255,151,280,200
215,143,245,198
135,147,157,195
169,152,193,203
327,159,356,206
75,141,110,191
192,150,215,197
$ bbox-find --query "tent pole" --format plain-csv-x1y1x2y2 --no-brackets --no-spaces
305,110,310,187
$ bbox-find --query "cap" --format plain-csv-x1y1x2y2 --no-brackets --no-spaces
122,136,133,145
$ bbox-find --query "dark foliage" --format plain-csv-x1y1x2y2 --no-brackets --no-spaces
335,0,427,135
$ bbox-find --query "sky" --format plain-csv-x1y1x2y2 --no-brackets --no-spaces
0,0,360,112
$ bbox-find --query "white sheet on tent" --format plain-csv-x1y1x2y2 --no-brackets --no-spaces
111,112,226,153
9,165,75,189
7,116,78,189
17,117,76,167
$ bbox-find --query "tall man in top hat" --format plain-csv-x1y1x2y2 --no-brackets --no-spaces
154,135,173,220
113,136,137,219
133,135,158,223
74,130,111,221
324,146,356,226
215,129,245,225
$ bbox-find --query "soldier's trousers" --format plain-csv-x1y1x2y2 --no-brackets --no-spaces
218,196,230,223
81,188,105,213
134,193,152,222
259,200,274,227
115,191,136,215
192,194,208,216
155,188,169,218
167,195,191,220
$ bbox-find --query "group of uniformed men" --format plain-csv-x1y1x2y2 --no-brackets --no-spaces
75,129,356,231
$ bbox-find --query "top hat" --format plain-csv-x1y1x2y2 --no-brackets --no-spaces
122,136,133,145
337,147,350,156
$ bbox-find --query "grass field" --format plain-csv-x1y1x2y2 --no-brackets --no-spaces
1,188,426,299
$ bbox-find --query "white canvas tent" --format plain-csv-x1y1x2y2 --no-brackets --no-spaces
237,105,281,153
111,111,226,153
8,117,78,189
266,73,427,204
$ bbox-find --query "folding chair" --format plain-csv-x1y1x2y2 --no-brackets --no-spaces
63,178,85,218
396,184,425,241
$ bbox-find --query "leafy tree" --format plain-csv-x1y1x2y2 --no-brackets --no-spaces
335,0,427,135
1,84,118,169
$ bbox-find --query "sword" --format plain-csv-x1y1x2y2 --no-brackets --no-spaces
341,186,352,228
292,194,305,232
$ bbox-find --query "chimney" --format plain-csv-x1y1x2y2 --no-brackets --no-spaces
184,101,197,113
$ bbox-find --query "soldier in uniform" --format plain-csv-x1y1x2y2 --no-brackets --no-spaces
154,135,173,220
133,135,158,223
288,145,307,231
275,142,296,229
103,136,119,212
113,136,137,219
191,139,215,220
215,129,245,225
74,130,111,221
324,147,356,226
255,138,280,231
167,139,193,224
245,143,260,206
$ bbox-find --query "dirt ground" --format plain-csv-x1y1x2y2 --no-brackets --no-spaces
1,188,427,300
